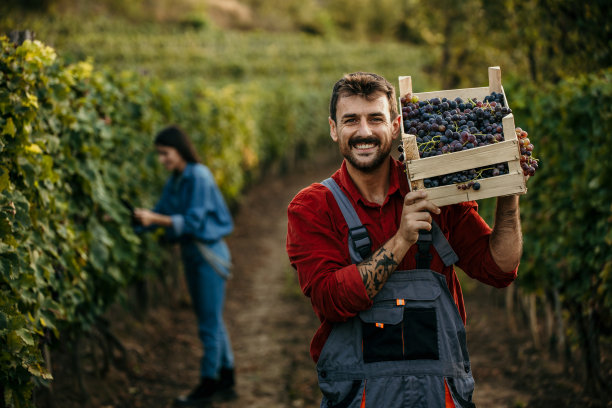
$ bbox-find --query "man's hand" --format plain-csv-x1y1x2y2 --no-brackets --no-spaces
396,190,441,247
358,190,440,299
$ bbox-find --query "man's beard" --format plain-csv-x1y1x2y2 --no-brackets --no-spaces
343,136,392,173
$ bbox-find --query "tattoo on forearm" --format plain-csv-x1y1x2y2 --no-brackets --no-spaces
359,247,399,299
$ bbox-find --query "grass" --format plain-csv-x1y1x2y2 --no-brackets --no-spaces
4,15,437,91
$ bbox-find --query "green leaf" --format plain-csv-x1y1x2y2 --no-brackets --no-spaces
0,169,9,192
15,328,35,346
2,118,16,137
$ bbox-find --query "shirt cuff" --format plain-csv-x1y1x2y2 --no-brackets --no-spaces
170,214,185,236
335,264,372,311
483,246,519,286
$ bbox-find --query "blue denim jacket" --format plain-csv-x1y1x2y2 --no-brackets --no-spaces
151,163,233,243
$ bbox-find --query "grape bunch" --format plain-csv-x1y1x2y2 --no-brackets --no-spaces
398,91,537,189
516,127,538,177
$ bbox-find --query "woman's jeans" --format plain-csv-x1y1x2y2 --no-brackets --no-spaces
180,239,234,379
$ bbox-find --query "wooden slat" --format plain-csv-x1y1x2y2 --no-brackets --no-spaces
425,184,470,207
502,114,516,141
425,172,526,207
398,96,407,134
466,172,526,201
413,87,489,102
488,66,502,93
398,76,413,98
501,113,523,176
406,140,520,181
401,134,425,191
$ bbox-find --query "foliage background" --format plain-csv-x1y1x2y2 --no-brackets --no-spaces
0,0,611,406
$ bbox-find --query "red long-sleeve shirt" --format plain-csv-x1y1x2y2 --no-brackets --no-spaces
286,158,518,363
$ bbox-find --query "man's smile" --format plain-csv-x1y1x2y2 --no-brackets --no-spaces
354,143,376,150
349,137,380,152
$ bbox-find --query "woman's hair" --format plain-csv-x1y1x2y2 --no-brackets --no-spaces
154,125,201,163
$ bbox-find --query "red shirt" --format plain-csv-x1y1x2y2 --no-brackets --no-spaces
286,158,518,363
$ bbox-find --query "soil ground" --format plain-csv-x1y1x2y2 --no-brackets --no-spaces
46,158,609,408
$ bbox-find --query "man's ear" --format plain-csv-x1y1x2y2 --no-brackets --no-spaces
329,117,339,142
392,114,401,139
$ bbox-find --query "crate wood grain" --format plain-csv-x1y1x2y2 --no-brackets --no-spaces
399,66,526,206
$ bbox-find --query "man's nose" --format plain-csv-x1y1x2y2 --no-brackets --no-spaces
356,118,373,136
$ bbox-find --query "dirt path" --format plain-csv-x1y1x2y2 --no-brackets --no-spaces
214,161,331,408
48,157,589,408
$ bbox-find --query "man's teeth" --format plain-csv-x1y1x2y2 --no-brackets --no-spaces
355,143,375,149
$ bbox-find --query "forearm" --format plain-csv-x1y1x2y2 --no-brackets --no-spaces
358,234,411,299
152,213,173,227
490,195,522,272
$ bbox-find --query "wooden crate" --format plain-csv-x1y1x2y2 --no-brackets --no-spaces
399,66,526,207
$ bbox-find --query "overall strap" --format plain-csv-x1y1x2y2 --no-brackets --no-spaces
416,223,459,269
431,222,459,267
321,178,371,263
321,178,459,267
416,230,434,269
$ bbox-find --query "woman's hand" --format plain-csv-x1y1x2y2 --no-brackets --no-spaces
134,208,157,227
133,209,173,227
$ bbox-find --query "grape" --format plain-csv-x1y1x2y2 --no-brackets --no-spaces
515,128,539,176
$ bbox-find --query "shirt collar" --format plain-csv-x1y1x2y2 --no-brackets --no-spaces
334,157,409,207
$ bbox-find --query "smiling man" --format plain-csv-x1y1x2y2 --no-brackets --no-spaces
286,72,522,407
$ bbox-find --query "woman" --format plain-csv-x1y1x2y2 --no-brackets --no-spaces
134,125,236,405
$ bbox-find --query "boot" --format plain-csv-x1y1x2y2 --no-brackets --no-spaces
174,377,218,407
218,367,235,390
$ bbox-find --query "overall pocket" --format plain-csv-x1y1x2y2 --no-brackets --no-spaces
359,275,442,363
403,307,439,360
360,307,404,363
360,307,439,362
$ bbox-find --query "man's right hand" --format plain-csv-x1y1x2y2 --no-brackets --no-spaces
396,190,441,248
357,190,440,299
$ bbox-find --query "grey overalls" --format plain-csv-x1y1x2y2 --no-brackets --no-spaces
318,178,476,408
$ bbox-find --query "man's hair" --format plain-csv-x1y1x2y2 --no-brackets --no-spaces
329,72,398,123
154,125,201,163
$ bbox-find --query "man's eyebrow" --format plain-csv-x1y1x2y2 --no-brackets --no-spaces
340,111,386,120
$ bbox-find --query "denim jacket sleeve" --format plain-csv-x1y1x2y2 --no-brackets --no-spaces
169,165,233,242
166,172,208,239
136,165,233,241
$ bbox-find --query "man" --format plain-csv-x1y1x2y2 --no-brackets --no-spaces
286,72,521,407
